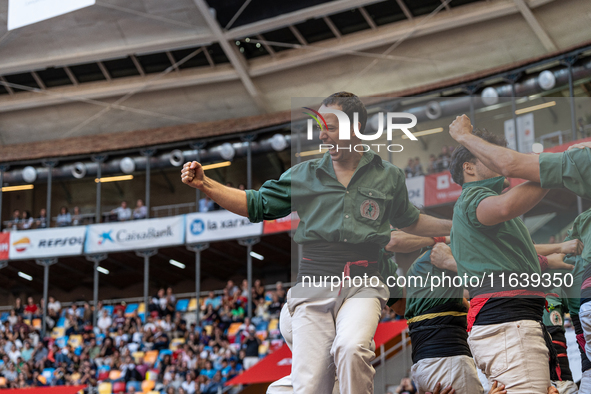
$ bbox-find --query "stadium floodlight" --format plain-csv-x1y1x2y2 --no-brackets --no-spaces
481,87,499,106
18,272,33,281
250,251,264,261
97,266,109,275
538,70,556,90
271,134,287,151
169,259,186,269
425,101,442,120
220,143,235,161
120,157,136,174
72,162,87,179
22,166,37,183
169,150,184,167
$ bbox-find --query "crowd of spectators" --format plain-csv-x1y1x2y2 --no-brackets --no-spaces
405,146,454,178
0,280,288,393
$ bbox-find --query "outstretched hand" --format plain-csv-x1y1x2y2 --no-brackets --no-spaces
181,161,205,190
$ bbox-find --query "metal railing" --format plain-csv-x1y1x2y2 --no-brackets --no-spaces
151,202,197,217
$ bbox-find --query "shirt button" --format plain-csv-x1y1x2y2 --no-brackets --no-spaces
369,192,373,196
346,191,349,194
345,215,349,219
344,239,347,242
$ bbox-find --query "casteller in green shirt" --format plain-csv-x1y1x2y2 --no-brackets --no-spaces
539,148,591,200
246,149,420,246
451,175,540,296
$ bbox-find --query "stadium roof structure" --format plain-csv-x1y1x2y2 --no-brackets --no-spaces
0,0,588,147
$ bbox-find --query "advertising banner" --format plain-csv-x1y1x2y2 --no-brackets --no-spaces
424,171,462,207
405,175,425,209
186,211,262,244
0,233,10,260
9,228,85,259
85,216,185,254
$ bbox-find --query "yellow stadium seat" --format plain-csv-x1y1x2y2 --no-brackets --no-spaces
269,319,279,331
69,335,83,348
204,325,213,336
142,380,155,393
170,338,185,351
109,370,121,381
258,343,269,356
132,351,145,364
138,303,145,314
51,327,65,339
98,382,112,394
24,319,31,326
143,350,159,365
188,298,198,311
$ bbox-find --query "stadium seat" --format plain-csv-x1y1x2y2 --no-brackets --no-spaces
103,305,114,315
169,337,185,351
256,331,268,341
204,325,213,336
188,298,198,311
109,370,122,381
175,299,189,312
112,381,126,393
0,312,8,322
32,318,42,330
143,350,158,365
132,351,145,364
126,381,141,393
258,343,269,356
69,334,83,348
98,370,110,381
23,318,31,326
51,327,65,338
227,322,242,336
137,303,146,314
138,313,145,323
98,382,112,394
142,379,155,393
42,368,55,385
256,321,269,331
145,370,158,381
0,377,6,387
56,317,66,328
124,303,139,316
55,336,68,348
269,318,279,331
158,349,172,359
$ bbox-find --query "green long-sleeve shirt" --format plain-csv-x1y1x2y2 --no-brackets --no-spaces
539,147,591,200
246,150,420,246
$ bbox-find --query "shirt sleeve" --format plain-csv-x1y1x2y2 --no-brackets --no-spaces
540,148,591,199
389,168,420,229
463,186,499,229
245,169,292,223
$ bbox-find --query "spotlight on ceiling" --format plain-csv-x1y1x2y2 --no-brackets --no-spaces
481,87,499,106
120,157,136,174
425,101,442,120
22,166,37,183
538,70,556,90
270,134,287,151
169,150,184,167
220,143,235,161
72,162,87,179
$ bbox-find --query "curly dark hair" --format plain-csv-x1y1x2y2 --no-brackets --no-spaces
321,92,368,134
449,129,507,186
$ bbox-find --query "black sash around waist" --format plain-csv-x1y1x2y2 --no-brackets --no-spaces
474,297,545,326
547,326,573,382
297,242,381,283
408,302,471,363
571,314,591,373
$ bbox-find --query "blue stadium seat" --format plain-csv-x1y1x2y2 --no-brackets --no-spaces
175,299,189,312
55,336,68,348
0,312,8,322
138,313,145,323
42,368,55,384
126,381,141,393
124,303,138,315
256,321,268,332
103,305,114,315
56,317,66,328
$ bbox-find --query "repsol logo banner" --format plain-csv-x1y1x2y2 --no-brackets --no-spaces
9,228,85,259
85,216,185,254
186,211,263,244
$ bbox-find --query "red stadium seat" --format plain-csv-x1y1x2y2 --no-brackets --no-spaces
113,381,126,393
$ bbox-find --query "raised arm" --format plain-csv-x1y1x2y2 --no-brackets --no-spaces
476,181,548,226
181,161,248,217
399,214,452,237
449,115,541,182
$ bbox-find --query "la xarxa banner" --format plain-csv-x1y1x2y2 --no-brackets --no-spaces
85,216,185,253
9,228,85,260
186,211,263,244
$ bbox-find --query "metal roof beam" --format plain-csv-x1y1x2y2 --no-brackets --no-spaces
512,0,557,52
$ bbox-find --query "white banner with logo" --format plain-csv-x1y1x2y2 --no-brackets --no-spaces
85,216,185,254
405,175,425,208
186,211,263,244
9,228,85,259
8,0,95,31
516,113,535,153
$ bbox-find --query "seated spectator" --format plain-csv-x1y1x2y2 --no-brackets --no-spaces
71,206,82,226
238,183,246,191
112,201,132,221
149,289,167,317
427,154,438,174
438,146,451,172
225,280,240,298
20,211,34,230
413,156,425,176
133,199,147,220
14,298,23,315
198,196,214,212
24,297,39,318
35,209,48,229
202,292,221,311
268,293,282,317
404,158,415,178
6,209,20,231
275,281,286,304
47,296,61,318
56,206,71,227
97,310,112,333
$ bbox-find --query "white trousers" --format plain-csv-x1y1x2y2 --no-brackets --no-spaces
411,355,483,394
468,320,550,394
551,380,578,394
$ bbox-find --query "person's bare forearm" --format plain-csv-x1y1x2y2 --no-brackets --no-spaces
386,231,437,253
477,181,549,226
201,177,249,217
457,133,540,182
534,244,561,256
399,214,452,237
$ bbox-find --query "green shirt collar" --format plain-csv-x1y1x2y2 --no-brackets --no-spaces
316,149,384,177
462,175,506,195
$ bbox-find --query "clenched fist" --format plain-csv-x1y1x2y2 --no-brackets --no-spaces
560,239,584,255
449,114,473,142
181,161,205,190
430,243,456,272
